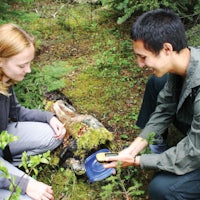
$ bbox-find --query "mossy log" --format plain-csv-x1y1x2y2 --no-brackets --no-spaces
52,100,114,174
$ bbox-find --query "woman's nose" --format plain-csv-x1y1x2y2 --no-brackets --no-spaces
24,64,31,73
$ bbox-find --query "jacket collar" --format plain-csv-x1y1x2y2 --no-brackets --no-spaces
177,47,200,110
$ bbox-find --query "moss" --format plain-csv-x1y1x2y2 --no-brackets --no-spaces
68,122,87,138
66,121,114,158
52,168,77,199
52,168,100,200
75,127,114,157
63,66,130,115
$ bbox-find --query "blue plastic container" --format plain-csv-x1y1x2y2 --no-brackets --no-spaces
85,149,115,183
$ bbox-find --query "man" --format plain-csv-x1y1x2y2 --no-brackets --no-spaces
104,9,200,199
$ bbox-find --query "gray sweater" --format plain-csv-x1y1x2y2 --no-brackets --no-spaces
0,88,53,194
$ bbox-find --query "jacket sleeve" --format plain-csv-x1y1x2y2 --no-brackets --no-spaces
0,156,30,195
140,84,200,174
9,89,54,124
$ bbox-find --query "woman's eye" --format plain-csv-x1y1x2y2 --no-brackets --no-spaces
18,64,26,68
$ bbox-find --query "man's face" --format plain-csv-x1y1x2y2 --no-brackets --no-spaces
0,44,35,83
133,40,171,77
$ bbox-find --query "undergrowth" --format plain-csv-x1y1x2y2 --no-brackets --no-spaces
1,0,200,199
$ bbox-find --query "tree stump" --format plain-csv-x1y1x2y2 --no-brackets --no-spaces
52,100,114,175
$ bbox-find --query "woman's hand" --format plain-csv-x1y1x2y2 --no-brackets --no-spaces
26,180,54,200
49,116,66,140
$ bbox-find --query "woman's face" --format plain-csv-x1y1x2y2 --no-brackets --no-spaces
0,44,35,83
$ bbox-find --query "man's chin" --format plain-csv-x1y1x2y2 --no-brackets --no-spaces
155,72,167,77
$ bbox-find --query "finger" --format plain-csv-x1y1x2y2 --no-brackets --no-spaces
43,188,54,200
57,125,66,135
103,161,117,168
53,125,66,138
105,156,120,162
43,193,54,200
54,134,63,140
56,129,66,139
61,127,66,135
112,168,117,175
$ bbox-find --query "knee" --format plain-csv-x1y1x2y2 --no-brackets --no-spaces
148,176,169,200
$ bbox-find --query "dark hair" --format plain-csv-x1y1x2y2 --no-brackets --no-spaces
131,9,188,54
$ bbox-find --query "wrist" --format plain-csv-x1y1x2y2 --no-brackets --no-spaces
133,156,140,166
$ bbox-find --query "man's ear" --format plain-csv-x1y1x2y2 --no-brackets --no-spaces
163,43,173,55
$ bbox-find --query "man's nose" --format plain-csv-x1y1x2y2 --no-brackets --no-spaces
137,58,145,68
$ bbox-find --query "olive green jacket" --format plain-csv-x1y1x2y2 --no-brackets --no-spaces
140,47,200,175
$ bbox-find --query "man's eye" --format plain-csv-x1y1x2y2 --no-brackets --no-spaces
140,56,146,59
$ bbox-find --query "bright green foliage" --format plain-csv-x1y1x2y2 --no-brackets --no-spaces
140,132,156,154
101,0,200,24
67,121,114,158
15,61,77,109
0,131,21,199
8,183,21,200
0,164,21,200
52,168,96,200
20,151,51,178
0,165,9,179
75,127,114,157
100,163,144,199
0,0,34,24
0,130,51,199
0,131,18,150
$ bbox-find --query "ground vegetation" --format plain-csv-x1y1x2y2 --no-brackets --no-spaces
0,0,200,199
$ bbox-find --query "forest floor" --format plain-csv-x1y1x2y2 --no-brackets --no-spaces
4,0,200,199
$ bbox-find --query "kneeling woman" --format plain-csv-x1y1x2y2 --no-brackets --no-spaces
0,23,66,200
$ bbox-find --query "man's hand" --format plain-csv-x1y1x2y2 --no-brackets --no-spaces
26,180,54,200
103,148,137,168
49,116,66,140
103,136,147,169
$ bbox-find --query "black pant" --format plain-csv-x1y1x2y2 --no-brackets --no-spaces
136,74,168,129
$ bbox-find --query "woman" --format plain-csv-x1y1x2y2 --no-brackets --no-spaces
0,23,66,200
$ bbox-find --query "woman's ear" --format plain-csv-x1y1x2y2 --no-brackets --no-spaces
163,43,173,55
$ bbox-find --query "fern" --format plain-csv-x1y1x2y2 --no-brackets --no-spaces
101,0,200,24
15,61,77,109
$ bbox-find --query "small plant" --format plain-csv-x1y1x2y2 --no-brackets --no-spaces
0,130,52,199
0,131,21,200
100,132,155,199
0,131,18,150
20,151,51,179
15,61,77,109
100,162,144,199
